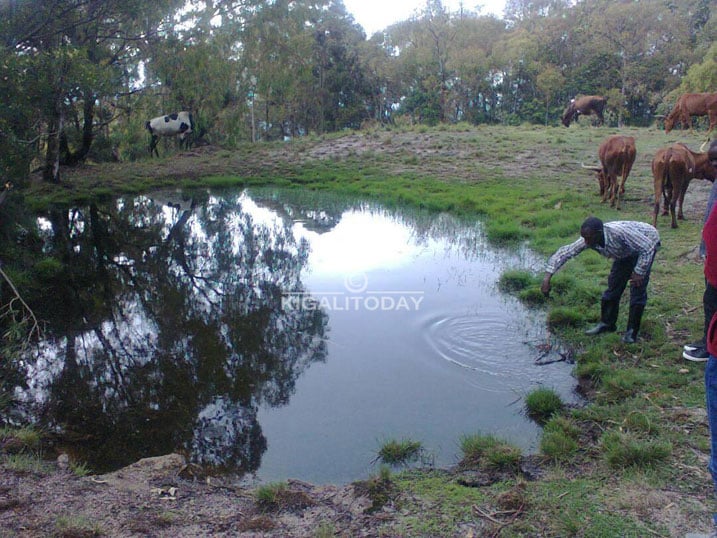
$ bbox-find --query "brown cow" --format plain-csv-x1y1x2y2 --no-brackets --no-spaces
561,95,607,127
663,92,717,134
652,143,717,228
583,135,637,210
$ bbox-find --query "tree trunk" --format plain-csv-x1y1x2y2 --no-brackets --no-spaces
43,108,63,184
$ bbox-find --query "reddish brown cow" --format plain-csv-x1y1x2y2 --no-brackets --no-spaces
664,92,717,134
652,143,717,229
583,135,637,210
561,95,607,127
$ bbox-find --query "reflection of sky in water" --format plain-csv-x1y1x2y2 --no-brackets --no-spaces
21,189,576,485
252,193,577,485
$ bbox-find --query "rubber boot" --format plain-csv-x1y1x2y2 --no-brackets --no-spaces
621,304,645,344
585,299,618,335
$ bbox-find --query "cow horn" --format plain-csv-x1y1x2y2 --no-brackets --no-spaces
654,114,666,119
581,162,601,172
700,137,712,152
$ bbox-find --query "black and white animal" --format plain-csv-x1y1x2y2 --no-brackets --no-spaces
145,111,194,157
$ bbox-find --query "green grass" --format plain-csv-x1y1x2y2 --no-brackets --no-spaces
524,387,565,424
3,452,54,474
375,438,424,466
0,426,41,450
459,433,522,471
255,482,287,508
19,123,717,537
54,514,104,537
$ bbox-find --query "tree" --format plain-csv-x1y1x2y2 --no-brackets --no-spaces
536,65,564,126
0,0,183,182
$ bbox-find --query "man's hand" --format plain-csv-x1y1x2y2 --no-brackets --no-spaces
541,273,552,297
630,272,644,287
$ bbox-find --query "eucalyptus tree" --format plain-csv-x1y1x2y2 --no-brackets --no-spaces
384,0,459,124
0,0,185,183
239,0,370,138
446,14,507,124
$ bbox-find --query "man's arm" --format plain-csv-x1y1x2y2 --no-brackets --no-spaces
541,237,588,296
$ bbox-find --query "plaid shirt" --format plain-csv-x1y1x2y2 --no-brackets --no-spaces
545,221,660,276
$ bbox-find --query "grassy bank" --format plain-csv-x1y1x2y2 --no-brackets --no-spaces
22,123,717,536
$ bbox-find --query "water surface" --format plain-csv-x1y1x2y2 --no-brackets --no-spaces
14,188,577,484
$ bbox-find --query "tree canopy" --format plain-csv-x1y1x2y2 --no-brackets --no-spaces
0,0,714,183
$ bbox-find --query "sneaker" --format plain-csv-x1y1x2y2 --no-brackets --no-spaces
684,340,706,352
683,347,710,362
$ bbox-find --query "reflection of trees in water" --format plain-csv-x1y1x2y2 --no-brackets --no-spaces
18,190,327,474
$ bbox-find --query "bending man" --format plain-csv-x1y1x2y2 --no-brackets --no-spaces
541,217,660,343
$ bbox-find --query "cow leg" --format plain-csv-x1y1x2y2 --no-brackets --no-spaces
149,134,159,157
600,169,610,203
670,185,681,228
677,181,689,220
610,175,620,208
609,178,617,208
652,180,663,228
670,196,678,228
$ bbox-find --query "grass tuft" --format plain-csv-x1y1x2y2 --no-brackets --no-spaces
459,433,522,471
54,514,104,537
525,387,565,424
376,438,424,466
600,431,672,468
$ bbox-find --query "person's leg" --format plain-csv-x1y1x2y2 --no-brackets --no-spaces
684,280,717,360
585,258,631,335
707,356,717,496
705,280,717,345
623,253,652,343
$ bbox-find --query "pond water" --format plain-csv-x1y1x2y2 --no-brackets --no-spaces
14,187,577,485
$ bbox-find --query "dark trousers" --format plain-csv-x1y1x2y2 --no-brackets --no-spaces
601,252,654,307
704,279,717,343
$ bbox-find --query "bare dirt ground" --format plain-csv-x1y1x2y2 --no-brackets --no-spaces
0,453,396,537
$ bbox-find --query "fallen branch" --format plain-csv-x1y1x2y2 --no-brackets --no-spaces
0,264,42,348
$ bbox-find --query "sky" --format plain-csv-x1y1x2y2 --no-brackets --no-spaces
343,0,506,36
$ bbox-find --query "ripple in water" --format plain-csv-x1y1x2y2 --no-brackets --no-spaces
420,305,554,392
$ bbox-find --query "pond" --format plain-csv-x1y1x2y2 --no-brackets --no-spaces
13,187,578,485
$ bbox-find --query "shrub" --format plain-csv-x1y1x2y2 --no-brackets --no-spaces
33,258,64,280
